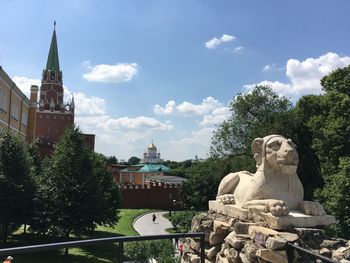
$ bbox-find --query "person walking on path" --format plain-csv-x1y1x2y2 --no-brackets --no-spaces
175,237,179,248
134,211,173,235
3,256,13,263
152,213,156,223
179,242,184,257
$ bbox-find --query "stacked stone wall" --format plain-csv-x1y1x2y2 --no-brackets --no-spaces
183,211,350,263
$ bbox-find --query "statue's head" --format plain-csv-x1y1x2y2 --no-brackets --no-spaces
251,135,299,173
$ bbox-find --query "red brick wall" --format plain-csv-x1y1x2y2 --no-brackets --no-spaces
35,111,74,143
120,183,181,210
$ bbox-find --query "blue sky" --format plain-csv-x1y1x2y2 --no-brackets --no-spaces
1,0,350,161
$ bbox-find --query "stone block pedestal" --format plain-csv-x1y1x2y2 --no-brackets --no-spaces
209,200,336,230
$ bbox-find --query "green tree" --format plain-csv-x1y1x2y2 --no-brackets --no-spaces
150,240,176,263
296,66,350,177
124,240,175,263
89,153,120,233
181,158,228,210
295,66,350,237
107,155,118,164
0,132,35,242
169,211,194,232
210,85,294,160
124,241,151,263
321,65,350,95
128,156,141,165
317,158,350,238
31,127,120,242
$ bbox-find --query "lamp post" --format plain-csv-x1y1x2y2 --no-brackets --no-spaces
168,193,173,216
173,199,176,215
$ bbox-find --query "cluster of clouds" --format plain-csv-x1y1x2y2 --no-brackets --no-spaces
82,61,138,83
12,47,350,160
205,33,243,54
13,76,171,133
154,97,230,126
13,74,227,160
247,52,350,100
79,33,240,85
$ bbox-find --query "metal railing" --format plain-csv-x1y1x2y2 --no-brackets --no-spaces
0,232,205,263
286,242,339,263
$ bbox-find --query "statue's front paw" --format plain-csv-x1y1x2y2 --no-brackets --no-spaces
298,201,326,216
216,194,235,204
267,200,289,217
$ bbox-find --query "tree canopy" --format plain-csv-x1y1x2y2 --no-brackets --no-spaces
0,132,36,242
31,127,120,238
210,85,294,161
128,156,141,165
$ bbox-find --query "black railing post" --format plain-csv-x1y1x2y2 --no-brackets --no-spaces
285,242,294,263
118,241,123,263
200,234,205,263
285,242,338,263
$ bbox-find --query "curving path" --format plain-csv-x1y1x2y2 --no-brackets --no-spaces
133,211,172,235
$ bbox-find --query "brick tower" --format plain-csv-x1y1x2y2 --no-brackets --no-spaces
31,22,75,156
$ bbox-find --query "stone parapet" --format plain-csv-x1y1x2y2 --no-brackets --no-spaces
182,210,347,263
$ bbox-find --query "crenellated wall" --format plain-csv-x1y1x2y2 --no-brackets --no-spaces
120,182,181,209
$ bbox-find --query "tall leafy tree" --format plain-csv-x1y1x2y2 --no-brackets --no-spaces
107,155,118,164
296,66,350,237
89,153,120,233
0,132,35,242
181,158,229,210
32,127,120,240
210,85,294,161
318,157,350,238
124,240,175,263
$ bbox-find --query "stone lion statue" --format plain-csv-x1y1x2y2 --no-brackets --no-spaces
216,135,325,217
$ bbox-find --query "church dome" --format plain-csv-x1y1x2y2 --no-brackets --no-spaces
148,143,157,150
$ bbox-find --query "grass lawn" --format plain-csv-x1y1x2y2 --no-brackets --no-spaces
0,209,151,263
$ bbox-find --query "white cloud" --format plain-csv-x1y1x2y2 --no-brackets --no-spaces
154,100,176,115
12,76,41,98
83,62,138,83
200,106,230,126
234,46,244,53
97,116,173,131
154,96,221,116
245,52,350,100
262,63,285,72
205,34,236,49
262,63,276,72
73,92,106,116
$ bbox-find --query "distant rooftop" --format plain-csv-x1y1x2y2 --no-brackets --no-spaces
121,163,170,173
145,175,187,184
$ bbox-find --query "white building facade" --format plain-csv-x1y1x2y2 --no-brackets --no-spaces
142,142,163,163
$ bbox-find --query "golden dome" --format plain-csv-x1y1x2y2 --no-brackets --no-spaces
148,142,157,150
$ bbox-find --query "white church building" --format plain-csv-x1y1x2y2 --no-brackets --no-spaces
142,141,164,163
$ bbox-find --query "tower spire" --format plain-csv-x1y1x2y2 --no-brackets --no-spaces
46,21,60,71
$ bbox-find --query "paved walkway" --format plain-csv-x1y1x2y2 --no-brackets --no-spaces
133,211,173,235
